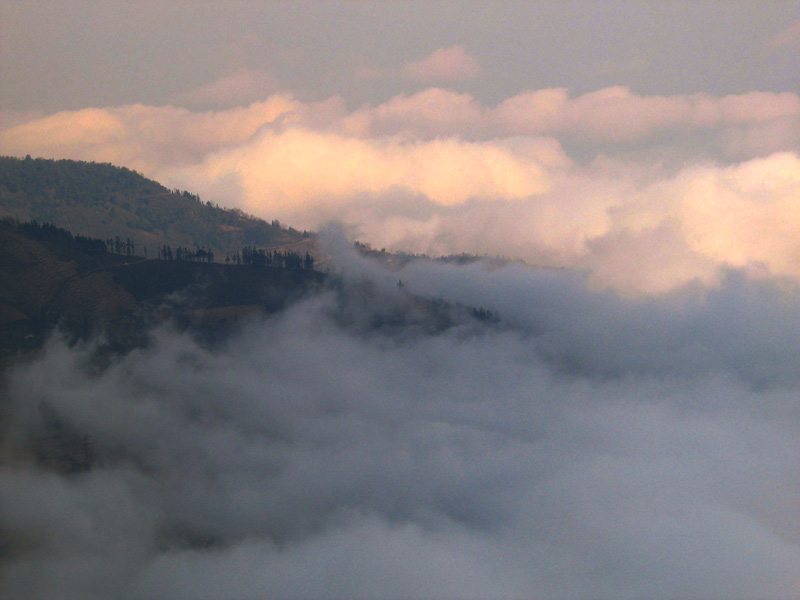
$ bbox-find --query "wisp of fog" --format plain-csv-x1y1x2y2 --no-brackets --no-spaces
2,239,800,600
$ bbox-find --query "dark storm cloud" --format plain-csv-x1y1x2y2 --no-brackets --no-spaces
2,242,800,599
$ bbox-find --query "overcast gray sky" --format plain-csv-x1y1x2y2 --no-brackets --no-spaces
1,1,799,112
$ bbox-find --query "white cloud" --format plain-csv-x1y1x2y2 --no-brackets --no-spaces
401,45,483,83
341,88,487,138
0,98,300,171
169,68,283,109
493,87,800,142
167,127,560,224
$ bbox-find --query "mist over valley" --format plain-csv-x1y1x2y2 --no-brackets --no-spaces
2,188,800,597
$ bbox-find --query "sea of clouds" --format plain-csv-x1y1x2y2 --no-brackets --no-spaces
2,238,800,599
2,75,800,597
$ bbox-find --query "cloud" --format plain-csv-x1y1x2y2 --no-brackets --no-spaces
768,20,800,52
169,68,283,109
167,127,561,224
493,87,800,142
303,152,800,295
98,86,800,147
3,87,796,156
1,86,799,294
342,88,487,138
575,152,800,294
401,45,483,83
3,250,800,599
0,96,302,171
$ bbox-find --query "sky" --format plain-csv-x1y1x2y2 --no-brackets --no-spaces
1,1,798,111
1,0,799,295
3,3,800,598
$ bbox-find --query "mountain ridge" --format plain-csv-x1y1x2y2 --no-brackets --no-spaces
0,155,314,260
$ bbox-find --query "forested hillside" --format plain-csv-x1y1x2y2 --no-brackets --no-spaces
0,218,324,371
0,155,313,259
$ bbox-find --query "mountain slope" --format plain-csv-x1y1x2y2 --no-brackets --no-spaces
0,219,324,370
0,155,313,258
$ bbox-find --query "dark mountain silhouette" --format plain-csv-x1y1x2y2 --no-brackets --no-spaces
0,217,324,371
0,217,496,372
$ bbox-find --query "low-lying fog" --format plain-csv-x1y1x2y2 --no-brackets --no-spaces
2,239,800,599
